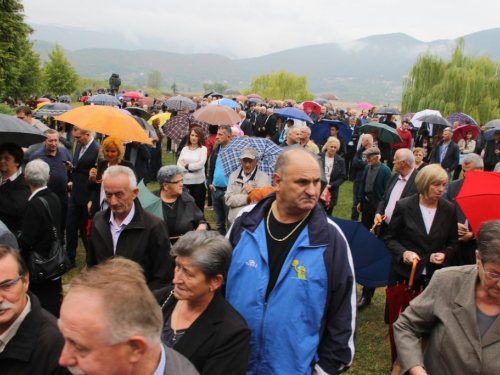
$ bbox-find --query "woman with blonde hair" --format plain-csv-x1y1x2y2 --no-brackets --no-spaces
87,137,135,218
320,136,346,215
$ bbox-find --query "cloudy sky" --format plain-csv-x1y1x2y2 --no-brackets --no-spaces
22,0,500,59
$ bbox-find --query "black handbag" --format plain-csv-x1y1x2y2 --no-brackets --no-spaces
28,196,72,283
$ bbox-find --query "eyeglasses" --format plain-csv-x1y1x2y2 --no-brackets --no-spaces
0,274,24,292
166,179,183,185
482,264,500,282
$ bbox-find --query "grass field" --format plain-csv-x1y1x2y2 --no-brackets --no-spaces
63,149,392,374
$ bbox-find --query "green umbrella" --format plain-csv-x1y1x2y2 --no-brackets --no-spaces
137,181,163,219
360,122,402,144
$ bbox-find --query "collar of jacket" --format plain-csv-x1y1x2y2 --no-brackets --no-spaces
238,192,330,246
102,198,146,230
236,166,258,182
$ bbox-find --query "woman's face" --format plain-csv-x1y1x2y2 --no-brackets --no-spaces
327,143,338,156
414,151,424,163
466,131,473,140
163,174,183,197
426,180,447,201
173,255,214,301
477,256,500,299
103,144,119,164
189,130,199,146
0,151,19,175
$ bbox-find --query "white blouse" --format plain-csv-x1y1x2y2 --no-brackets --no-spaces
177,146,208,185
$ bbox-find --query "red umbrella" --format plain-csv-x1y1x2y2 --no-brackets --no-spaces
302,101,321,116
356,102,373,109
456,171,500,236
123,91,144,100
452,124,479,143
386,259,422,362
35,97,50,104
247,94,262,99
236,95,248,100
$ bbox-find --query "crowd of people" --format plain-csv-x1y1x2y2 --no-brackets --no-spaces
1,91,500,375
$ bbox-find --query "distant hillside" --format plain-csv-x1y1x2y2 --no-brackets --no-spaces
30,26,500,103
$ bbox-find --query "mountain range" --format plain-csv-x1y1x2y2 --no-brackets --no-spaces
29,24,500,103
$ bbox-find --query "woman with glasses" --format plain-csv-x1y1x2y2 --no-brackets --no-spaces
394,220,500,375
153,165,207,245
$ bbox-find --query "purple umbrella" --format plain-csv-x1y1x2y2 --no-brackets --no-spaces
448,112,477,126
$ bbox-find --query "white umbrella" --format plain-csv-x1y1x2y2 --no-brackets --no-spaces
411,109,442,133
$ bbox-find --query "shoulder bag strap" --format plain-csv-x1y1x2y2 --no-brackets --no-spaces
38,196,59,242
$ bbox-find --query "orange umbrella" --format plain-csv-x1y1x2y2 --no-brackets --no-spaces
55,105,152,145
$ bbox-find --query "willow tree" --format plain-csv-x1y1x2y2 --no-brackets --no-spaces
249,70,314,102
402,38,500,124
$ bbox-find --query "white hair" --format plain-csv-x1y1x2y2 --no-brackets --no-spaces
103,165,137,191
24,159,50,188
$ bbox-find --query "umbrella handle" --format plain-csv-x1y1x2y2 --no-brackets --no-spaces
408,258,418,290
370,215,387,234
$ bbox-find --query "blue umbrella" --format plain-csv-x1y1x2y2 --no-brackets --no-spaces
331,218,391,288
274,107,313,123
211,98,240,109
247,98,262,104
313,98,329,105
484,128,500,142
86,94,121,106
310,120,352,145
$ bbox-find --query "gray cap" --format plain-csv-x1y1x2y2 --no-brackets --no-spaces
363,147,381,157
240,147,258,159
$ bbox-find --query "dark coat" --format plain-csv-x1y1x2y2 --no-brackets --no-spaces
254,113,268,137
207,144,222,187
484,139,500,167
154,287,251,375
351,146,368,182
376,169,419,216
265,114,277,137
430,140,460,171
87,199,173,290
358,163,392,204
239,119,253,136
87,159,136,218
320,153,346,207
386,194,459,281
70,140,101,205
151,190,207,237
124,143,151,184
0,292,70,375
0,172,30,233
18,188,61,259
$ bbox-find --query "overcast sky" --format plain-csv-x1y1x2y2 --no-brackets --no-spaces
22,0,500,59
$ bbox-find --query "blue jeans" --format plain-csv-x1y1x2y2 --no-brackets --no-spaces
211,188,229,235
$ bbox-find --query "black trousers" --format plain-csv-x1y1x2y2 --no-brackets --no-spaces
149,146,163,181
184,182,206,213
29,277,63,318
65,202,89,263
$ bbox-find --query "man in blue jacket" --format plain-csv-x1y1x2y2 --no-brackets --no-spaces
226,148,356,375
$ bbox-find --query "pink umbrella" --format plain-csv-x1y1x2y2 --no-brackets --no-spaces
247,94,262,99
452,125,479,143
302,101,321,116
356,102,373,109
123,91,144,100
236,95,248,100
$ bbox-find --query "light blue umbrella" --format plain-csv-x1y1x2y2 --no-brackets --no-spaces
274,107,313,123
210,98,240,109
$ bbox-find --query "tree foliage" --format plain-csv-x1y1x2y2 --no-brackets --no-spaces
248,70,314,102
147,70,163,89
402,38,500,124
0,0,43,99
43,44,79,96
202,81,228,94
171,82,178,94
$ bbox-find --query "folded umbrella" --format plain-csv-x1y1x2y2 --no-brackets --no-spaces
164,96,196,112
360,122,403,144
452,124,479,143
310,120,352,145
0,114,47,147
55,106,152,145
274,107,313,123
192,105,240,126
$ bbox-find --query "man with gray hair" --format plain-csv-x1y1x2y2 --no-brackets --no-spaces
58,258,199,375
299,126,320,154
86,166,172,290
442,153,484,265
238,110,253,136
225,147,272,224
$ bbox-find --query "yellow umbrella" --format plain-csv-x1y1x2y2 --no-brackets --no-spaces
34,101,51,111
55,105,152,145
148,112,171,127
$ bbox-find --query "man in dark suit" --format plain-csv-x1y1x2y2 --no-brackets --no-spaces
254,106,268,137
442,153,484,265
430,127,460,180
246,103,257,126
238,110,253,136
264,108,277,138
64,127,100,266
357,148,418,309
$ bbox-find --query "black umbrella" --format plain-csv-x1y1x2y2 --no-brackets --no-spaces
416,114,451,127
58,95,71,102
86,94,121,106
222,89,241,95
0,114,47,147
374,107,401,116
125,107,151,121
211,92,223,99
35,103,75,117
132,116,154,132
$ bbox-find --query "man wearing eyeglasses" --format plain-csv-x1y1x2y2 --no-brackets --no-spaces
86,166,172,290
0,245,69,374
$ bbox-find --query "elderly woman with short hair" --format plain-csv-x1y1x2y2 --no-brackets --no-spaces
153,165,207,245
154,230,251,375
394,220,500,375
18,159,63,317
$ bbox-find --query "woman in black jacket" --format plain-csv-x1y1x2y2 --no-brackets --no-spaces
320,137,347,216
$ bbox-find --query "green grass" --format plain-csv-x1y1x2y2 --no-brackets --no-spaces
64,148,391,373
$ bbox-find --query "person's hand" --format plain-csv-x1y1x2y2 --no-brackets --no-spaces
430,252,445,264
63,161,74,171
208,184,216,191
311,370,318,375
87,201,92,215
403,251,420,264
89,167,97,181
181,160,186,167
244,184,255,194
374,213,383,225
408,365,428,375
67,181,73,190
153,137,159,142
457,222,474,242
356,203,361,213
326,184,331,189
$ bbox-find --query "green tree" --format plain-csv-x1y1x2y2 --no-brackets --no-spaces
171,82,178,94
249,71,314,102
0,0,43,99
147,70,163,89
402,38,500,124
43,44,79,96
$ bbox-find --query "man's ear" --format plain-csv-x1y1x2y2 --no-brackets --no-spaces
127,336,149,364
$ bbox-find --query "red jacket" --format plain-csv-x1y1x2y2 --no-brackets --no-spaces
391,128,412,150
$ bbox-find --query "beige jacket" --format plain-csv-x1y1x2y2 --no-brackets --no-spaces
394,265,500,375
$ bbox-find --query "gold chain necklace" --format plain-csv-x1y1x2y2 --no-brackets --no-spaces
266,202,311,242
